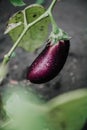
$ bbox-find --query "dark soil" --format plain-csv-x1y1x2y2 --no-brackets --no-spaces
0,0,87,98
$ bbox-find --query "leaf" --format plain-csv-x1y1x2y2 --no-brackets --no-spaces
5,4,50,52
47,89,87,130
0,83,51,130
10,0,26,6
36,0,44,4
1,84,87,130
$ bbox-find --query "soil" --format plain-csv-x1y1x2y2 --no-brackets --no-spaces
0,0,87,129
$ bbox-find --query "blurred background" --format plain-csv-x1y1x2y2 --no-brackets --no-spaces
0,0,87,100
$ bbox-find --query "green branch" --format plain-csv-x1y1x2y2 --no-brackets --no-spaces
48,0,58,11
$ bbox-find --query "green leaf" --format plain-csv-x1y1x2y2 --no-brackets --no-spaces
1,84,87,130
10,0,26,6
47,89,87,130
0,83,51,130
36,0,44,4
5,4,50,52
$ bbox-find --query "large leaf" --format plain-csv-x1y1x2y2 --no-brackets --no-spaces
1,83,87,130
0,83,51,130
47,89,87,130
10,0,26,6
5,4,50,52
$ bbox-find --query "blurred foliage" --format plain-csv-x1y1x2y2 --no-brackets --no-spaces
0,83,50,130
47,89,87,130
0,82,87,130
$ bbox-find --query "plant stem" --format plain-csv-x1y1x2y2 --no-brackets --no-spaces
47,0,60,34
48,0,70,42
48,0,58,11
49,12,59,34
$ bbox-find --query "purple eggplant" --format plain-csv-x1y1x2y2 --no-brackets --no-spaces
26,40,70,84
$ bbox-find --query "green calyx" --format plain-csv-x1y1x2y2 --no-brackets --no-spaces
49,28,71,44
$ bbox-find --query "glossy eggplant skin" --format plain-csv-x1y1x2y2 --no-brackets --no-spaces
27,40,70,84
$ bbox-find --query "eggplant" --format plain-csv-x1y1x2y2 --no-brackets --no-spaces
26,40,70,84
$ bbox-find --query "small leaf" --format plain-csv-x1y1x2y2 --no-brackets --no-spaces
47,89,87,130
10,52,16,58
5,4,50,52
36,0,44,4
10,0,26,6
